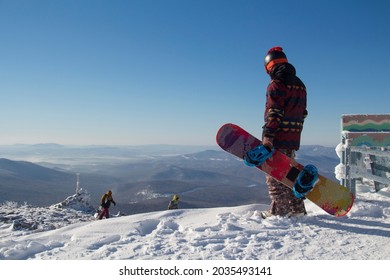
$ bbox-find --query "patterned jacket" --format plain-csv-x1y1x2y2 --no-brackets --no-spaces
263,63,307,151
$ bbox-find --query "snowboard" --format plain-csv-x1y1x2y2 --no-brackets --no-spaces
216,123,354,217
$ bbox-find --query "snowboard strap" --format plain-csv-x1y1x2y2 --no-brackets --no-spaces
292,164,318,199
244,145,274,167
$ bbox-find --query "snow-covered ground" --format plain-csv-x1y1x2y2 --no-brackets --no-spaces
1,183,389,279
1,184,389,261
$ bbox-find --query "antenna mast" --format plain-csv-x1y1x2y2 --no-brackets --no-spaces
76,173,81,194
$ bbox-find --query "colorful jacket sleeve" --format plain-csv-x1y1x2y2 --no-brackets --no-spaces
263,80,286,138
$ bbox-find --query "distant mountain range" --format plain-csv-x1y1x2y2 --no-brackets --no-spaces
0,145,340,214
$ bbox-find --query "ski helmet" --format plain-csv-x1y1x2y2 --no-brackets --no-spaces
264,46,288,73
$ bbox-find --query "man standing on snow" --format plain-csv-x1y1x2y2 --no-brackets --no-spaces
168,194,180,210
258,46,308,219
98,190,116,219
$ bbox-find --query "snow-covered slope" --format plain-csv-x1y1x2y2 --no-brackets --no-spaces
1,184,389,260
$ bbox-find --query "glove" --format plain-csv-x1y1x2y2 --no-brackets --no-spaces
262,136,274,149
113,201,116,206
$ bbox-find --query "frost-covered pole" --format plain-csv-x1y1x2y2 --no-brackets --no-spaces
370,154,381,192
341,142,347,186
341,138,348,187
349,149,357,195
76,173,81,194
338,129,356,195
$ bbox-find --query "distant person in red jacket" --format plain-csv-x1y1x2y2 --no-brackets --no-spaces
260,47,308,219
98,190,116,219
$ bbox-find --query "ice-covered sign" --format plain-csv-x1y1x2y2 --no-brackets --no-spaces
339,114,390,194
342,114,390,147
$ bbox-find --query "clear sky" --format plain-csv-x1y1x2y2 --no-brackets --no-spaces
0,0,389,147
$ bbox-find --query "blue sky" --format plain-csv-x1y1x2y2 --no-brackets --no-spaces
0,0,389,147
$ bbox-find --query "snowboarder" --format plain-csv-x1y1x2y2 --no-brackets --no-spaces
98,190,116,219
168,194,179,209
259,46,308,219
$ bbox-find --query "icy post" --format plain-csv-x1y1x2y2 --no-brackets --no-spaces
76,173,81,194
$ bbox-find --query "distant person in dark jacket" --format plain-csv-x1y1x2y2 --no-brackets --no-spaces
98,190,116,219
260,47,308,219
168,194,179,209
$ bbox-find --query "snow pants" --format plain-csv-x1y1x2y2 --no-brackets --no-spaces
98,207,110,219
266,150,306,216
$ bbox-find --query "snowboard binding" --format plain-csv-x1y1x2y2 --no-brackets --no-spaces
244,145,274,167
292,164,318,199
